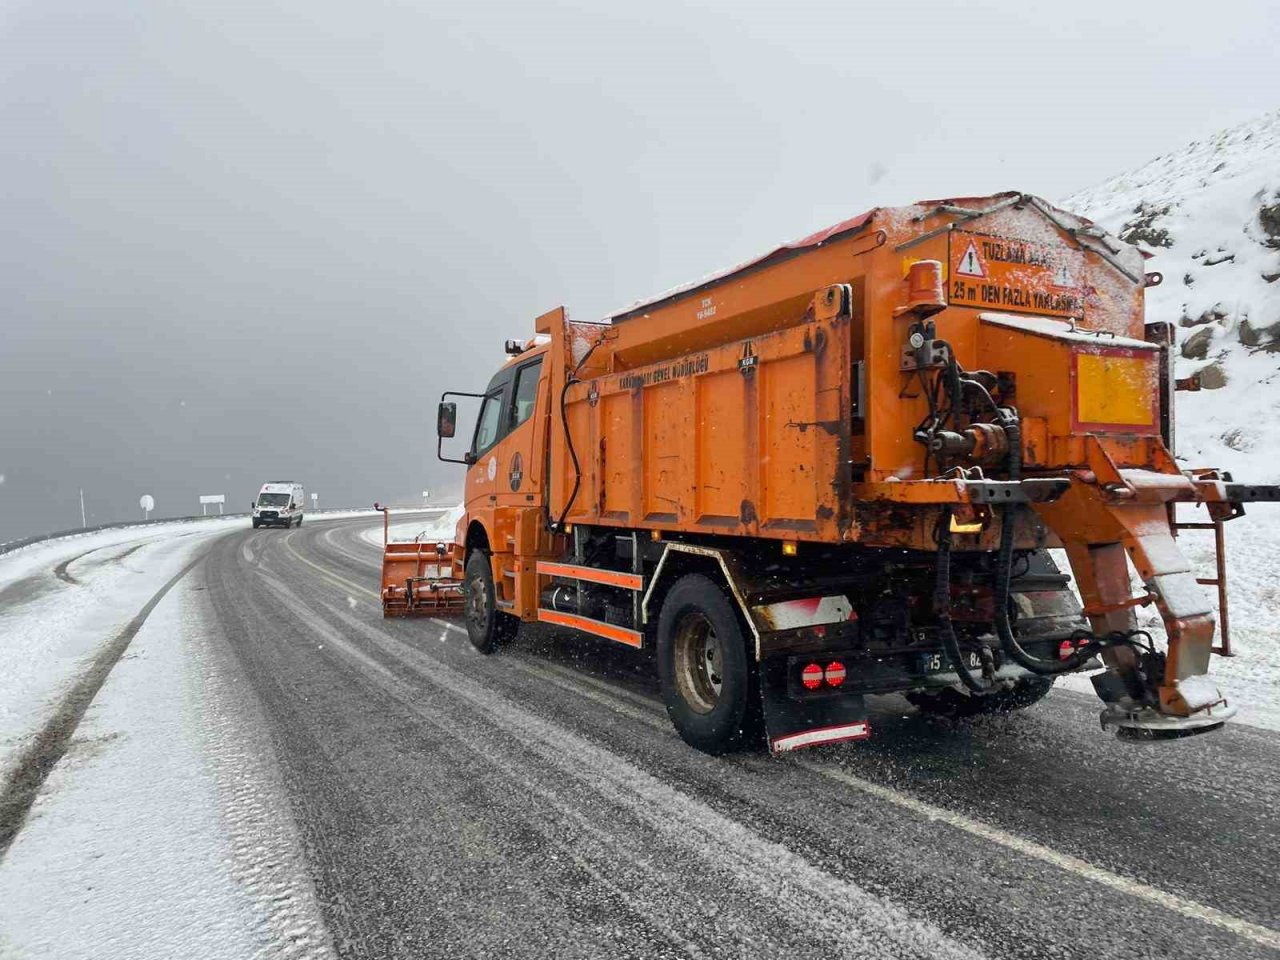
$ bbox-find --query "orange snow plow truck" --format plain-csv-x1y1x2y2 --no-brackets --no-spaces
384,192,1280,754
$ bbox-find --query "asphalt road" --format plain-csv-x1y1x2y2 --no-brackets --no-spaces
199,516,1280,959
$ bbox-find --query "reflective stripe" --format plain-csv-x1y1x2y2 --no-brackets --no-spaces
770,721,870,753
536,561,644,591
537,609,643,648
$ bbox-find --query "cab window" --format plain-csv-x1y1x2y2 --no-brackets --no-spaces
472,391,505,455
509,358,543,431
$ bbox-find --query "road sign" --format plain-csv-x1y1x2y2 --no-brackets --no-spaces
140,494,154,520
199,494,225,516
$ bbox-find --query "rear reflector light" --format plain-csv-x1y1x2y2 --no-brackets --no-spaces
801,663,823,690
825,661,846,687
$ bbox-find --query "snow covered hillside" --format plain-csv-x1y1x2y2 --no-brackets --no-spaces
1060,109,1280,725
1065,108,1280,480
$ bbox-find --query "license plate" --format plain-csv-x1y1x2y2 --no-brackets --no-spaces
919,650,981,673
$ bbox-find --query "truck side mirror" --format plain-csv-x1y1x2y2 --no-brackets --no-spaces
437,401,457,439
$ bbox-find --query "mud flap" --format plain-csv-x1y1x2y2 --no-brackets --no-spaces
759,656,870,753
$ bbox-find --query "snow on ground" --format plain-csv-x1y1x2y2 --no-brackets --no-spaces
0,517,244,781
1055,110,1280,730
0,578,333,960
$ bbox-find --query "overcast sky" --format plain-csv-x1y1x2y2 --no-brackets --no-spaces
1,0,1277,539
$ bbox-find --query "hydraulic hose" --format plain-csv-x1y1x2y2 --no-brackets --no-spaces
924,361,1090,676
991,417,1090,675
935,506,989,694
552,375,581,532
551,336,606,533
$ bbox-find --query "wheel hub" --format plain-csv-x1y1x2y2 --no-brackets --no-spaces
674,614,723,714
467,574,488,627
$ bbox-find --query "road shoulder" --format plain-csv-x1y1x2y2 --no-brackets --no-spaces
0,577,333,960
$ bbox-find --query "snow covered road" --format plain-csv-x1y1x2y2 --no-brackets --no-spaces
3,514,1280,959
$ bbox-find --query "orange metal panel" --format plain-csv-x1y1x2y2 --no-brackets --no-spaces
642,379,686,523
694,368,749,525
762,351,818,528
601,389,636,522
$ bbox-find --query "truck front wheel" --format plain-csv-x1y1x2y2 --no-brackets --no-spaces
464,550,519,654
657,574,761,755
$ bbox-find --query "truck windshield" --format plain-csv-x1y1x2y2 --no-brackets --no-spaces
258,493,291,506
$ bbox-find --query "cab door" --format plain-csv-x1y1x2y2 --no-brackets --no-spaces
485,354,547,614
466,369,513,518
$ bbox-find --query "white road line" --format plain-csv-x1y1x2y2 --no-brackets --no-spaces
804,762,1280,951
279,532,1280,951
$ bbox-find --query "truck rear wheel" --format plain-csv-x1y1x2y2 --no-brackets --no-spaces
464,549,518,654
906,676,1055,719
657,574,761,755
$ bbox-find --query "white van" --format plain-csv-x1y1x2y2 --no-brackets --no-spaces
252,481,305,529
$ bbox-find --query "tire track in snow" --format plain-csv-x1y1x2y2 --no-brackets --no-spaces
52,547,99,585
48,539,155,587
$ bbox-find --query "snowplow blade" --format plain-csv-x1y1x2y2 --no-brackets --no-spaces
373,503,464,619
380,540,464,618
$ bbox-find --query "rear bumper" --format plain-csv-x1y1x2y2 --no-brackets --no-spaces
757,635,1092,753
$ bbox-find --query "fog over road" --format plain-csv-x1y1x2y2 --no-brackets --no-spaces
194,516,1280,959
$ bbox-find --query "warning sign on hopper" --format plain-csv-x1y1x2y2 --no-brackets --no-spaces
946,230,1084,317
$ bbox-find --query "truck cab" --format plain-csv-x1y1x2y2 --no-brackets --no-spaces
252,481,305,529
436,341,555,634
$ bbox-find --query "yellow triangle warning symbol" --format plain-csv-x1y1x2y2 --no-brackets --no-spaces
956,239,986,278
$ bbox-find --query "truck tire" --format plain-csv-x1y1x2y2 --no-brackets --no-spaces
657,573,762,755
906,676,1055,719
464,549,519,654
252,519,260,529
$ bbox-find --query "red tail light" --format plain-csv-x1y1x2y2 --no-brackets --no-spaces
825,661,846,688
801,663,823,690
